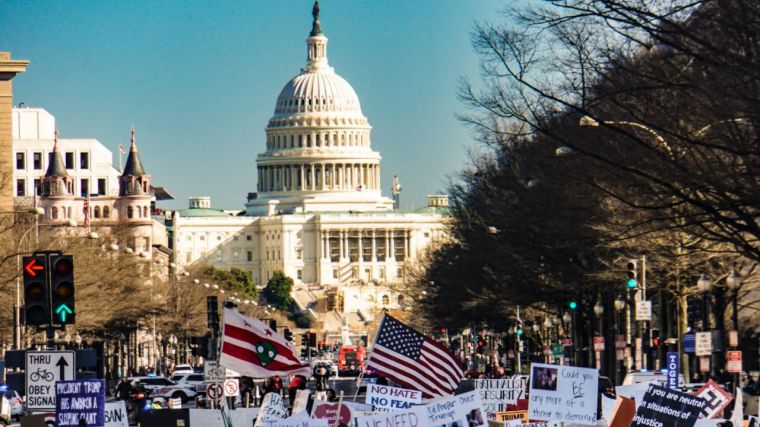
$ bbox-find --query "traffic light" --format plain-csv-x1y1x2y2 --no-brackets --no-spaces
207,296,219,332
302,332,311,346
268,319,277,331
516,322,524,336
686,295,703,327
23,255,50,326
190,336,209,358
568,301,577,310
627,260,638,289
476,334,486,353
284,328,293,343
49,255,75,325
651,329,661,347
309,333,317,347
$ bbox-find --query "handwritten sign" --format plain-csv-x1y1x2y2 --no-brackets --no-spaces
355,408,424,427
104,401,129,427
262,411,329,427
55,379,106,427
365,384,422,412
476,376,527,419
420,390,487,427
254,393,288,427
527,363,598,425
631,384,706,427
312,401,373,427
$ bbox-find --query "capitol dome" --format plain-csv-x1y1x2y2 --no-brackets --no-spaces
274,71,362,116
246,1,395,216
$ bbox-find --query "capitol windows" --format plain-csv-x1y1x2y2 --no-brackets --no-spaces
362,235,372,262
378,269,385,280
246,235,252,241
51,207,58,220
290,135,294,148
332,268,338,279
232,251,239,262
94,206,101,218
394,236,406,261
306,134,311,147
103,206,110,218
247,251,253,262
381,295,390,306
397,295,405,307
297,269,303,280
127,206,134,218
296,249,302,260
298,135,303,147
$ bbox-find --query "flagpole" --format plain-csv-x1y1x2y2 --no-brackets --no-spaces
353,312,387,401
335,391,344,427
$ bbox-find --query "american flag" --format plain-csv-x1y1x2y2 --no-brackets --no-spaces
219,308,309,378
365,315,463,398
119,143,127,154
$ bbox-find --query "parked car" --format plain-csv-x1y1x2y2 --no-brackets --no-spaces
622,370,685,387
172,364,195,375
0,387,24,424
128,376,196,403
170,373,205,389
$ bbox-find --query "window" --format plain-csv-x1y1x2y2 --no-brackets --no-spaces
214,250,222,261
33,152,42,170
16,179,25,196
297,269,303,280
15,152,25,170
296,249,302,260
233,236,239,241
97,178,106,195
94,206,101,218
51,207,58,219
246,235,252,241
397,267,404,280
80,179,89,197
34,179,41,196
200,235,205,241
79,152,89,169
103,206,110,218
247,251,253,262
127,206,134,218
332,268,338,279
382,295,390,306
398,295,406,306
232,251,239,261
64,152,74,169
379,269,385,279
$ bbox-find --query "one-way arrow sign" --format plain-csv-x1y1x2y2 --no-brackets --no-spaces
24,258,44,277
56,356,69,380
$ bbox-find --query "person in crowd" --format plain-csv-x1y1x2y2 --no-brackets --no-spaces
288,374,308,406
114,378,132,401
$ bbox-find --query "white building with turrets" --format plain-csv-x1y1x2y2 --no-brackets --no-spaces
168,2,449,333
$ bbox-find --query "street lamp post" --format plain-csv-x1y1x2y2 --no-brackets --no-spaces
697,274,712,380
726,270,741,393
614,295,626,384
594,302,604,371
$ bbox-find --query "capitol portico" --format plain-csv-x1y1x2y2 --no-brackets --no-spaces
169,2,448,332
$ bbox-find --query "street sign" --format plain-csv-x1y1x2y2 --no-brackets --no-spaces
203,360,238,382
635,301,652,321
615,335,626,349
551,344,563,357
727,351,742,373
206,382,223,401
593,336,605,351
26,350,76,410
699,356,711,373
223,378,239,397
728,330,738,347
696,332,712,356
683,332,696,353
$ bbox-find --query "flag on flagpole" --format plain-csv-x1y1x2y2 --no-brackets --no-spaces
119,144,127,154
219,307,309,378
364,314,463,398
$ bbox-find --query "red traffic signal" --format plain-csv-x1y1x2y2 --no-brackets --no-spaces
23,257,45,277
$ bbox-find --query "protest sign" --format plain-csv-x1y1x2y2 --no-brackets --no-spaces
254,393,288,427
262,411,329,427
694,380,732,419
527,363,598,425
291,389,311,415
312,400,373,427
55,379,106,427
631,384,707,427
418,390,487,427
476,376,527,419
495,410,528,422
365,384,422,412
104,401,129,427
354,407,424,427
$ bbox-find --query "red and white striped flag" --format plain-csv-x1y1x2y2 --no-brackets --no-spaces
119,144,127,154
365,314,463,398
219,308,309,378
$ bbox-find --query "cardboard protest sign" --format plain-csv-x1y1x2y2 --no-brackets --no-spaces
418,390,487,427
694,380,732,419
312,400,373,427
291,389,311,415
254,392,289,426
262,411,329,427
476,376,527,419
608,395,636,427
495,410,528,423
365,384,423,412
631,384,707,427
354,407,424,427
104,401,129,427
527,363,598,425
55,379,106,427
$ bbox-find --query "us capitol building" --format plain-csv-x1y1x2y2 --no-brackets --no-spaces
168,2,449,332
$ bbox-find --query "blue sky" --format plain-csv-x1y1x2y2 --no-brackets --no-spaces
1,0,506,210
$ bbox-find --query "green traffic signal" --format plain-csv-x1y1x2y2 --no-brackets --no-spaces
569,301,577,310
627,278,638,288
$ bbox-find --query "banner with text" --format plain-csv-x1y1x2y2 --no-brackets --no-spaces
355,408,424,427
104,401,129,427
312,401,373,427
254,393,288,427
475,376,527,419
527,363,598,425
631,384,706,427
365,384,422,412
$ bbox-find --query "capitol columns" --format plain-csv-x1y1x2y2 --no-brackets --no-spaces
0,52,29,211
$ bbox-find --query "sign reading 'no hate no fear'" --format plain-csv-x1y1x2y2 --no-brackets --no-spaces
365,384,422,412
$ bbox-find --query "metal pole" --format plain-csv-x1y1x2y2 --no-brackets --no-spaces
641,255,648,370
516,307,522,374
